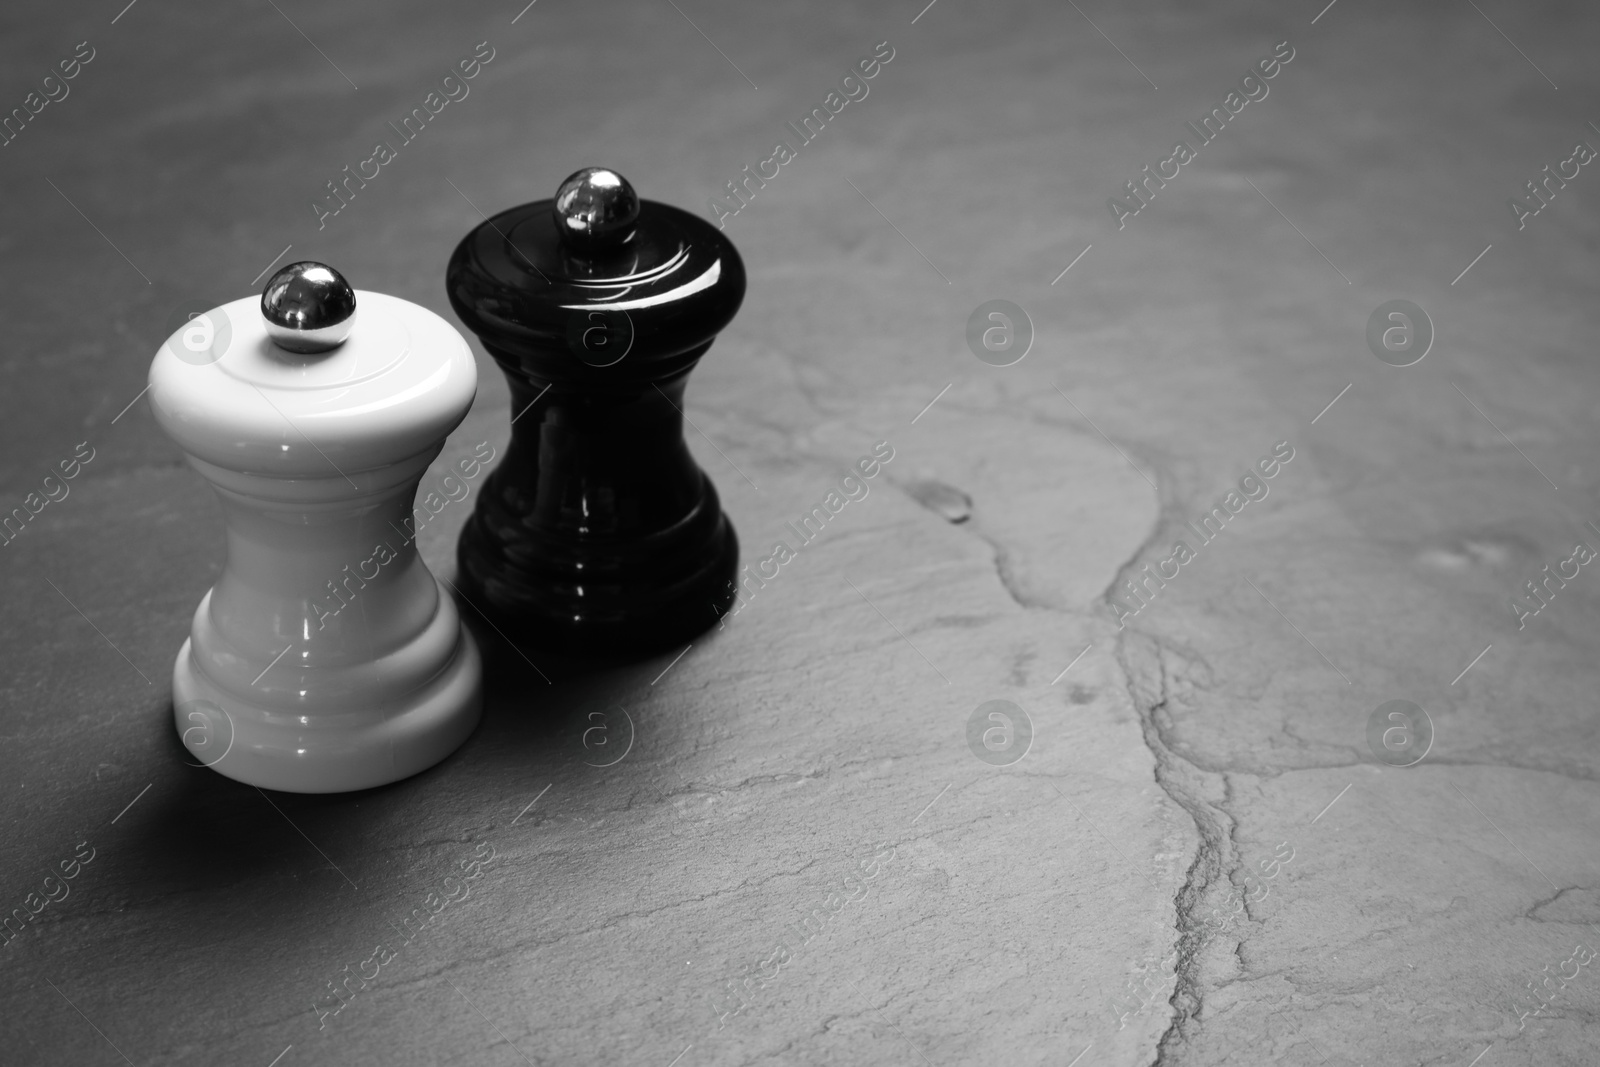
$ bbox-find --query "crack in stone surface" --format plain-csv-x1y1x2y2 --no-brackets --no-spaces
1114,631,1231,1066
908,418,1207,1063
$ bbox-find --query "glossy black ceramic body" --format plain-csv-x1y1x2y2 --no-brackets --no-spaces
446,196,744,656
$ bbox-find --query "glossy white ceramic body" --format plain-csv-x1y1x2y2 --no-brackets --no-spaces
149,291,482,792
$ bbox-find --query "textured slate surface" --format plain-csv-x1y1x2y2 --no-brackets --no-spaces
2,1,1599,1065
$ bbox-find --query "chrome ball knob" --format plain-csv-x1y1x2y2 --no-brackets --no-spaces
261,262,357,353
552,168,640,253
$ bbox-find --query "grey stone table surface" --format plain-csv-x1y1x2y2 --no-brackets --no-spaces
2,0,1599,1064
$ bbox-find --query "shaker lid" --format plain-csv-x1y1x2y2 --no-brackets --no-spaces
446,168,745,375
148,270,476,477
